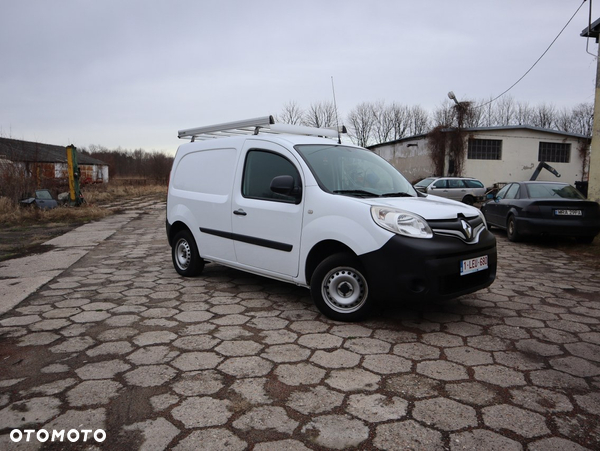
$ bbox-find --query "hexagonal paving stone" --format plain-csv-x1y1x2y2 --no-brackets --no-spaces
124,364,177,387
262,344,311,362
233,406,298,434
310,349,361,368
215,340,263,357
288,386,344,415
127,346,180,365
473,364,526,387
301,414,369,450
416,360,468,381
76,359,131,380
510,386,573,413
297,333,343,349
122,418,179,451
218,356,273,377
173,428,246,451
326,368,380,392
393,342,440,360
67,380,122,406
362,354,412,374
347,393,407,422
412,397,477,431
482,404,550,438
171,397,233,428
450,429,522,451
0,396,61,429
374,420,443,451
172,370,224,396
275,362,326,386
132,330,177,346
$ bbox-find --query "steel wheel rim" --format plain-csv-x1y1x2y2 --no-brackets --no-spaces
321,266,368,314
175,238,192,270
508,219,515,236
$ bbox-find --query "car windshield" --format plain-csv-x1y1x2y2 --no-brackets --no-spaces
296,144,416,198
526,183,585,200
35,190,53,200
415,178,436,187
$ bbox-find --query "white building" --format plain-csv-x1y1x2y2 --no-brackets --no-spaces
369,126,590,190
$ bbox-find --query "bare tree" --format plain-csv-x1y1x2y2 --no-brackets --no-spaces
515,101,534,126
277,101,304,125
372,101,396,144
570,102,594,136
432,99,455,128
346,102,376,147
555,107,574,133
531,103,556,129
407,105,430,135
303,101,337,128
494,95,516,126
477,97,495,127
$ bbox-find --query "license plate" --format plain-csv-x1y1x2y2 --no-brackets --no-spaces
555,209,582,216
461,255,488,276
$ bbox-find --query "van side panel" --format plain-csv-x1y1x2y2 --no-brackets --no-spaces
170,147,238,262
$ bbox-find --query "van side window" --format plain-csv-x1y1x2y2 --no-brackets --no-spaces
242,150,301,203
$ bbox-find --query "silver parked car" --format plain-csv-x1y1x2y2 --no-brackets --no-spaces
414,177,486,205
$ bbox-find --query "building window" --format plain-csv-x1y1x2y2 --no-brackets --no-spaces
538,142,570,163
467,139,502,160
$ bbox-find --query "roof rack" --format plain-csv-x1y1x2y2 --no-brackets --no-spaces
178,115,347,141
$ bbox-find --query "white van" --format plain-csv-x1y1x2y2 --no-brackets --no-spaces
167,116,497,321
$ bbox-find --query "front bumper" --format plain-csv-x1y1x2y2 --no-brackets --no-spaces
359,231,497,302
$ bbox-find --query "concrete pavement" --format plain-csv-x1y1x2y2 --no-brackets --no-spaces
1,199,599,450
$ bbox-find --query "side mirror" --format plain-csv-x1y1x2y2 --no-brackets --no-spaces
486,193,495,199
270,175,301,202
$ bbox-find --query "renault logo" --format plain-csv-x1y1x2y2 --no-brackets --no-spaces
461,219,473,240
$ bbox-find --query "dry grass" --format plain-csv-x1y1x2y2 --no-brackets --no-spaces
0,183,167,227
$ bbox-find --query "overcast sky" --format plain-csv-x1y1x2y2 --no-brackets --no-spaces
1,0,599,154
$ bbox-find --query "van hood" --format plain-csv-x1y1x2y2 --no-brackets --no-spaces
363,195,480,220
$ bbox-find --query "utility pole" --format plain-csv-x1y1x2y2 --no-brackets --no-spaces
66,144,83,206
581,19,600,202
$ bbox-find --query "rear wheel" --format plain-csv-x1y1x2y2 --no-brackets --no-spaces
310,253,371,322
506,215,520,242
172,230,204,276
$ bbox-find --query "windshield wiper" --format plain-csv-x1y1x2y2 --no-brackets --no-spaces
333,189,378,198
380,192,414,198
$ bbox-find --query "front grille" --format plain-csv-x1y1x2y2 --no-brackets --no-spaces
429,215,485,244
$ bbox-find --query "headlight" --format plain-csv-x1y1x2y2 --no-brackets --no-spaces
371,206,433,239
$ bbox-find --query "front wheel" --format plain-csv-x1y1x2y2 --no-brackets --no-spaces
462,195,475,206
172,230,204,277
310,253,371,322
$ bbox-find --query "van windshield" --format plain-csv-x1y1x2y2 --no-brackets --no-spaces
296,144,417,198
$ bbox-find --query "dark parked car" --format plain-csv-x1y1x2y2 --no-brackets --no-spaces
20,189,58,210
481,181,600,243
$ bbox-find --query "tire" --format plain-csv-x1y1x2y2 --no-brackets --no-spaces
310,253,371,322
575,236,595,244
462,195,475,206
171,230,204,277
506,215,520,242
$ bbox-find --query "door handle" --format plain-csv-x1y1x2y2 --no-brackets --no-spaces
233,209,247,216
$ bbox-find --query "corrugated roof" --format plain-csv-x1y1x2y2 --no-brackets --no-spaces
0,138,108,165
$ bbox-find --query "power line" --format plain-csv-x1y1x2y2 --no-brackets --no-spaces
478,0,587,109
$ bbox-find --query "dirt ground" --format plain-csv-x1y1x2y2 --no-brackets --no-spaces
0,222,84,261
